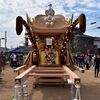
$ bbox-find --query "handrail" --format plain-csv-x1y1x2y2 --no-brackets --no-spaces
14,65,26,75
63,65,80,84
15,65,36,84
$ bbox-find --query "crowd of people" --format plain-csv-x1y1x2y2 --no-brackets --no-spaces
9,53,24,68
74,53,100,77
0,50,100,78
9,52,100,78
0,51,24,76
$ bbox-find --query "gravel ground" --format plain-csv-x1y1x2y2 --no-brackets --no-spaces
0,65,100,100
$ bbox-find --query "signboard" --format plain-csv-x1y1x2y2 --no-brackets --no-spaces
46,38,52,46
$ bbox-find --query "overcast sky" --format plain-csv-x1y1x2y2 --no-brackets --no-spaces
0,0,100,48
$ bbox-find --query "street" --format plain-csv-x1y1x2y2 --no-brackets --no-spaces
0,65,100,100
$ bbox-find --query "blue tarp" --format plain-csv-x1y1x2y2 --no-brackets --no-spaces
9,47,27,54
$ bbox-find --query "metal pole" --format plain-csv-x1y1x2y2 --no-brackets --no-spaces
0,39,1,47
5,31,7,50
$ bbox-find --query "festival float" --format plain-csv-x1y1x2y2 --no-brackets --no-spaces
14,4,86,100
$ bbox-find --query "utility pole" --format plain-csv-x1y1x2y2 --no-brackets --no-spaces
5,31,7,50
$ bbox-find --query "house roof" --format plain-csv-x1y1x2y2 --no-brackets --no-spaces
94,37,100,41
75,34,94,38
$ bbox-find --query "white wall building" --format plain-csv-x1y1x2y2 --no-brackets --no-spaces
94,37,100,48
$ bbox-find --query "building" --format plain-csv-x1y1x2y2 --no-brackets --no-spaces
94,37,100,48
72,28,100,54
0,47,9,52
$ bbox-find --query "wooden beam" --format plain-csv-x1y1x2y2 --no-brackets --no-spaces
37,78,64,83
14,65,26,75
33,69,65,73
15,65,36,84
14,65,26,72
29,73,69,78
63,65,80,84
75,65,85,73
23,51,31,65
34,67,63,70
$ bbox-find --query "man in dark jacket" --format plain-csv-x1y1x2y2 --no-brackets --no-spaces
94,54,100,77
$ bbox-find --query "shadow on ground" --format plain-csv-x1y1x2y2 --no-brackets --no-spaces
29,85,71,100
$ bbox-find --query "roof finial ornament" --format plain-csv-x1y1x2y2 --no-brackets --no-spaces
45,4,55,16
48,4,52,9
44,4,55,26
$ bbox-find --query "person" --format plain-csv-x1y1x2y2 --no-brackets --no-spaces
1,51,6,70
94,54,100,77
78,54,84,68
10,53,17,67
0,54,3,74
91,54,96,66
10,53,14,67
84,54,90,70
12,53,17,67
0,51,4,74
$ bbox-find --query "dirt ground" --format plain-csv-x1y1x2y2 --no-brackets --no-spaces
0,65,100,100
